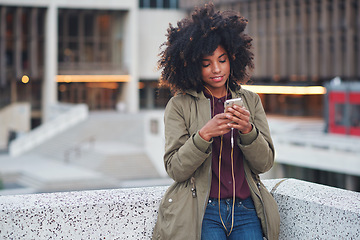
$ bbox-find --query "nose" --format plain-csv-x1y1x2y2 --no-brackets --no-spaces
211,62,221,73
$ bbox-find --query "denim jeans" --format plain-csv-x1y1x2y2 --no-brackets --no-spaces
201,197,263,240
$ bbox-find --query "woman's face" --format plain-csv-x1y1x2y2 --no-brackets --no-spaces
201,45,230,97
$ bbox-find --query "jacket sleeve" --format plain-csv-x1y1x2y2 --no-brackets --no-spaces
163,96,212,182
237,92,275,175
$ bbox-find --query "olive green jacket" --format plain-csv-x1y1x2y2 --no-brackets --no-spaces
152,88,280,240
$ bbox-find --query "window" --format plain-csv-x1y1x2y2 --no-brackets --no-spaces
350,105,360,128
140,0,178,9
58,10,120,71
334,103,345,126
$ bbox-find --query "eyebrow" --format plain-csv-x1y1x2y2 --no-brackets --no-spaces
202,53,227,61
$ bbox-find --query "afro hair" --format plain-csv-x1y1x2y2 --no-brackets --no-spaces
158,3,254,94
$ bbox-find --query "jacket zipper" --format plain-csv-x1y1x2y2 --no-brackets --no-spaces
244,167,269,239
191,177,197,198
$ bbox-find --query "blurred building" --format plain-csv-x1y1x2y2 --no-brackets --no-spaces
0,0,359,192
0,0,184,136
0,0,184,194
0,1,139,127
180,0,360,118
2,0,359,123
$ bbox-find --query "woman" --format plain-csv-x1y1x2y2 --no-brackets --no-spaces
152,3,280,240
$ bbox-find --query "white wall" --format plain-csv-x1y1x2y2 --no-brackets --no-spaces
144,110,167,177
0,103,31,150
138,9,187,80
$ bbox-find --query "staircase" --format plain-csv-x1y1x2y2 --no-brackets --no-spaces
28,111,160,181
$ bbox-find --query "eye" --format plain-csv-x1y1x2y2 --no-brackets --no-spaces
219,57,227,63
202,62,210,68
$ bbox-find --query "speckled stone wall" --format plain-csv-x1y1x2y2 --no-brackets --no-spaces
0,187,167,239
272,179,360,239
0,179,359,239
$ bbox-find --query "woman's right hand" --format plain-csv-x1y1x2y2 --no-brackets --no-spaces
198,113,232,141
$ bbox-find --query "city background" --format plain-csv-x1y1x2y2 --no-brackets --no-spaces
0,0,359,195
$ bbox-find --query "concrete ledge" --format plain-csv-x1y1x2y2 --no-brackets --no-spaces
0,186,164,239
273,179,360,239
0,179,359,239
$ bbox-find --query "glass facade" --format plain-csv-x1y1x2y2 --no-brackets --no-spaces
58,9,126,75
57,9,128,110
140,0,178,9
0,6,45,127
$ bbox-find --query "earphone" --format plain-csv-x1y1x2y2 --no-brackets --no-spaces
203,84,236,237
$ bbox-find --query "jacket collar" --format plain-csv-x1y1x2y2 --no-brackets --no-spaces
184,86,243,100
184,89,207,100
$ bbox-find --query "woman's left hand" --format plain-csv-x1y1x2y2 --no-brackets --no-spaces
225,105,253,134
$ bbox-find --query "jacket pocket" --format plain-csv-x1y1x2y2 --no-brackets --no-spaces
153,179,199,240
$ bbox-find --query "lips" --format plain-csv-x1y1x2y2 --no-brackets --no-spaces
211,75,224,82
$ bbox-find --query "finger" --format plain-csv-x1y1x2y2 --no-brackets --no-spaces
227,122,240,130
227,111,250,126
226,106,248,120
216,112,229,119
228,109,242,119
228,120,249,132
225,108,241,120
232,105,250,116
215,124,232,136
225,110,247,124
222,124,233,132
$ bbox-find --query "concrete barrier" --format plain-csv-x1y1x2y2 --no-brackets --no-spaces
0,179,359,239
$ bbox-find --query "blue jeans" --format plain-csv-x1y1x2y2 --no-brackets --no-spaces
201,197,263,240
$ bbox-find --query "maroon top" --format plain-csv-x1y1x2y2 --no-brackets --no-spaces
204,91,251,200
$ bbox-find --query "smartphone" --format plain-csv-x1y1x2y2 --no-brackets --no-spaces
224,97,244,112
